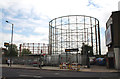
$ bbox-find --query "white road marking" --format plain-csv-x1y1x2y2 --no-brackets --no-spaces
33,75,43,78
54,73,59,75
19,74,30,77
19,74,43,78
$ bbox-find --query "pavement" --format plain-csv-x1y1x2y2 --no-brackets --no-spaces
2,64,119,72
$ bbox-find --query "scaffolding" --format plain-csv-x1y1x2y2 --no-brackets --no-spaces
49,15,101,55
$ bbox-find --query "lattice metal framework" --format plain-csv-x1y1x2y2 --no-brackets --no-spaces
19,43,49,55
49,15,101,55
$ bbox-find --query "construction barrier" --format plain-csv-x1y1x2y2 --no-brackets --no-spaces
59,64,63,69
70,63,78,70
69,63,80,71
59,62,68,69
59,62,80,71
77,64,81,71
67,64,71,69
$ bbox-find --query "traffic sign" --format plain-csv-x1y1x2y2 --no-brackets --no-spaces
4,42,9,47
65,48,79,52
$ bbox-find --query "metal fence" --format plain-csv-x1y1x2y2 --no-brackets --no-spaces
44,54,87,66
2,56,39,65
2,54,87,66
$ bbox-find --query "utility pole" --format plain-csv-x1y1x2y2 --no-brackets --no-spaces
6,21,14,57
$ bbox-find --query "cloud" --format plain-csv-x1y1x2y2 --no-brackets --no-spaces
13,34,49,46
34,27,48,35
0,31,48,48
87,0,100,8
1,0,50,48
1,0,120,54
0,32,11,47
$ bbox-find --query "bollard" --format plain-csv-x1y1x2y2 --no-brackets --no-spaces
59,64,63,69
77,64,81,71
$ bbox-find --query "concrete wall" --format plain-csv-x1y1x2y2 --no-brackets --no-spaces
114,48,120,69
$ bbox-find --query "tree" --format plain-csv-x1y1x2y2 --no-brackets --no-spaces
4,44,18,57
81,43,93,56
21,48,31,56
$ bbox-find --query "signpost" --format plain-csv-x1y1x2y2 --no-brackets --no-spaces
4,42,9,47
65,48,79,52
65,48,79,63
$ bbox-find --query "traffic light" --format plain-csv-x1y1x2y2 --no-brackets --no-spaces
4,42,9,47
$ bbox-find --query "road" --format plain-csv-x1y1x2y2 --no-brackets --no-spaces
2,67,120,79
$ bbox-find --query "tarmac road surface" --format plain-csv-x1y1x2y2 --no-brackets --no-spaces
2,67,120,79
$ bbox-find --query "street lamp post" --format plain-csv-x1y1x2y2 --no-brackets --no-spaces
6,21,14,57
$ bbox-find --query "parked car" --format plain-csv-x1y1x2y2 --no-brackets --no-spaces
89,57,96,65
32,60,38,67
32,59,44,67
96,58,106,66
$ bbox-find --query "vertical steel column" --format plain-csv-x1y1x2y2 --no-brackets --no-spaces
51,22,52,55
47,44,49,55
45,44,46,54
95,19,98,55
56,28,58,54
52,27,54,54
27,43,29,50
61,18,62,54
91,27,93,49
82,32,83,42
23,43,25,49
97,21,101,56
87,28,89,45
84,16,86,43
67,16,70,62
55,19,56,55
51,26,55,54
68,16,70,49
76,16,78,63
49,22,51,55
66,29,68,62
19,44,21,56
90,18,93,51
43,43,45,54
33,43,34,54
41,43,42,54
38,43,40,54
66,29,67,49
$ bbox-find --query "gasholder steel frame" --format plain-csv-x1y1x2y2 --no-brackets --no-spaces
19,43,49,56
49,15,101,56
